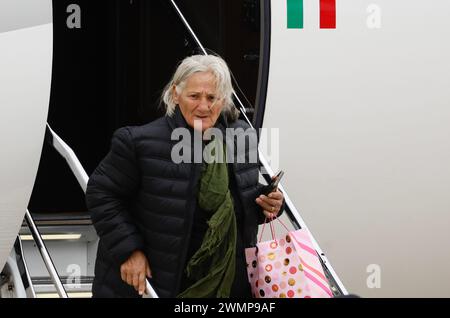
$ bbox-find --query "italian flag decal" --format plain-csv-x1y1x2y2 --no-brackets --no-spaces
287,0,336,29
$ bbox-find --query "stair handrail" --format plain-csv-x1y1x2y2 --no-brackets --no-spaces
24,209,68,298
45,124,158,298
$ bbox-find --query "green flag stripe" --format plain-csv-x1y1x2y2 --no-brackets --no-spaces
287,0,303,29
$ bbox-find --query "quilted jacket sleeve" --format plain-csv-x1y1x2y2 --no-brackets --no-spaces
85,127,144,265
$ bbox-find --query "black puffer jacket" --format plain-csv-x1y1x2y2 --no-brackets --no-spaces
86,107,267,298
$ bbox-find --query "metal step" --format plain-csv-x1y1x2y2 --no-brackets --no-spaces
32,276,93,298
22,211,92,226
19,222,98,298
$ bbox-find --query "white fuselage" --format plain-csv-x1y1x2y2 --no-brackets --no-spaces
263,0,450,297
0,0,52,269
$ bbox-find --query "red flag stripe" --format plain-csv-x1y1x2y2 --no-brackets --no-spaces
320,0,336,29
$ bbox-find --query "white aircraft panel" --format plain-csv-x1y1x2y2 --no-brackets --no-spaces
264,0,450,297
0,0,52,270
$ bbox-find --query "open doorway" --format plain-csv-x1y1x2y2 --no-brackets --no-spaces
29,0,267,217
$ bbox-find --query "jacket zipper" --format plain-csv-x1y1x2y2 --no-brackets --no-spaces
173,161,203,295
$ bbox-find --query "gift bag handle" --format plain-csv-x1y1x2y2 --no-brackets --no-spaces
259,216,277,243
258,216,292,243
265,218,314,257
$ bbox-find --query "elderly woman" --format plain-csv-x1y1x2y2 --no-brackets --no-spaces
86,55,284,298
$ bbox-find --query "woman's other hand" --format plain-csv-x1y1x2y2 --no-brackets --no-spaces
120,250,152,296
255,189,284,219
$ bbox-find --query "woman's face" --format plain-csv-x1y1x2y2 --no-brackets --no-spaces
173,71,224,132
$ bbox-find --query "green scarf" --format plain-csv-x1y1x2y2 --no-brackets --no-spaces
177,138,236,298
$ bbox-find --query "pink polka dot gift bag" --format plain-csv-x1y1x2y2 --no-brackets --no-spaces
245,218,333,298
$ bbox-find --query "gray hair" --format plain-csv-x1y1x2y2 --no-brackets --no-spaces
161,55,239,121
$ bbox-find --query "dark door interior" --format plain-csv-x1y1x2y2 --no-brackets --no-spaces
28,0,265,216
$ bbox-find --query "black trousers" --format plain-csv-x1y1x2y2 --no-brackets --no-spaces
229,252,252,298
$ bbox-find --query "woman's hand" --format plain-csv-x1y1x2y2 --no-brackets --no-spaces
120,250,152,296
255,189,284,219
